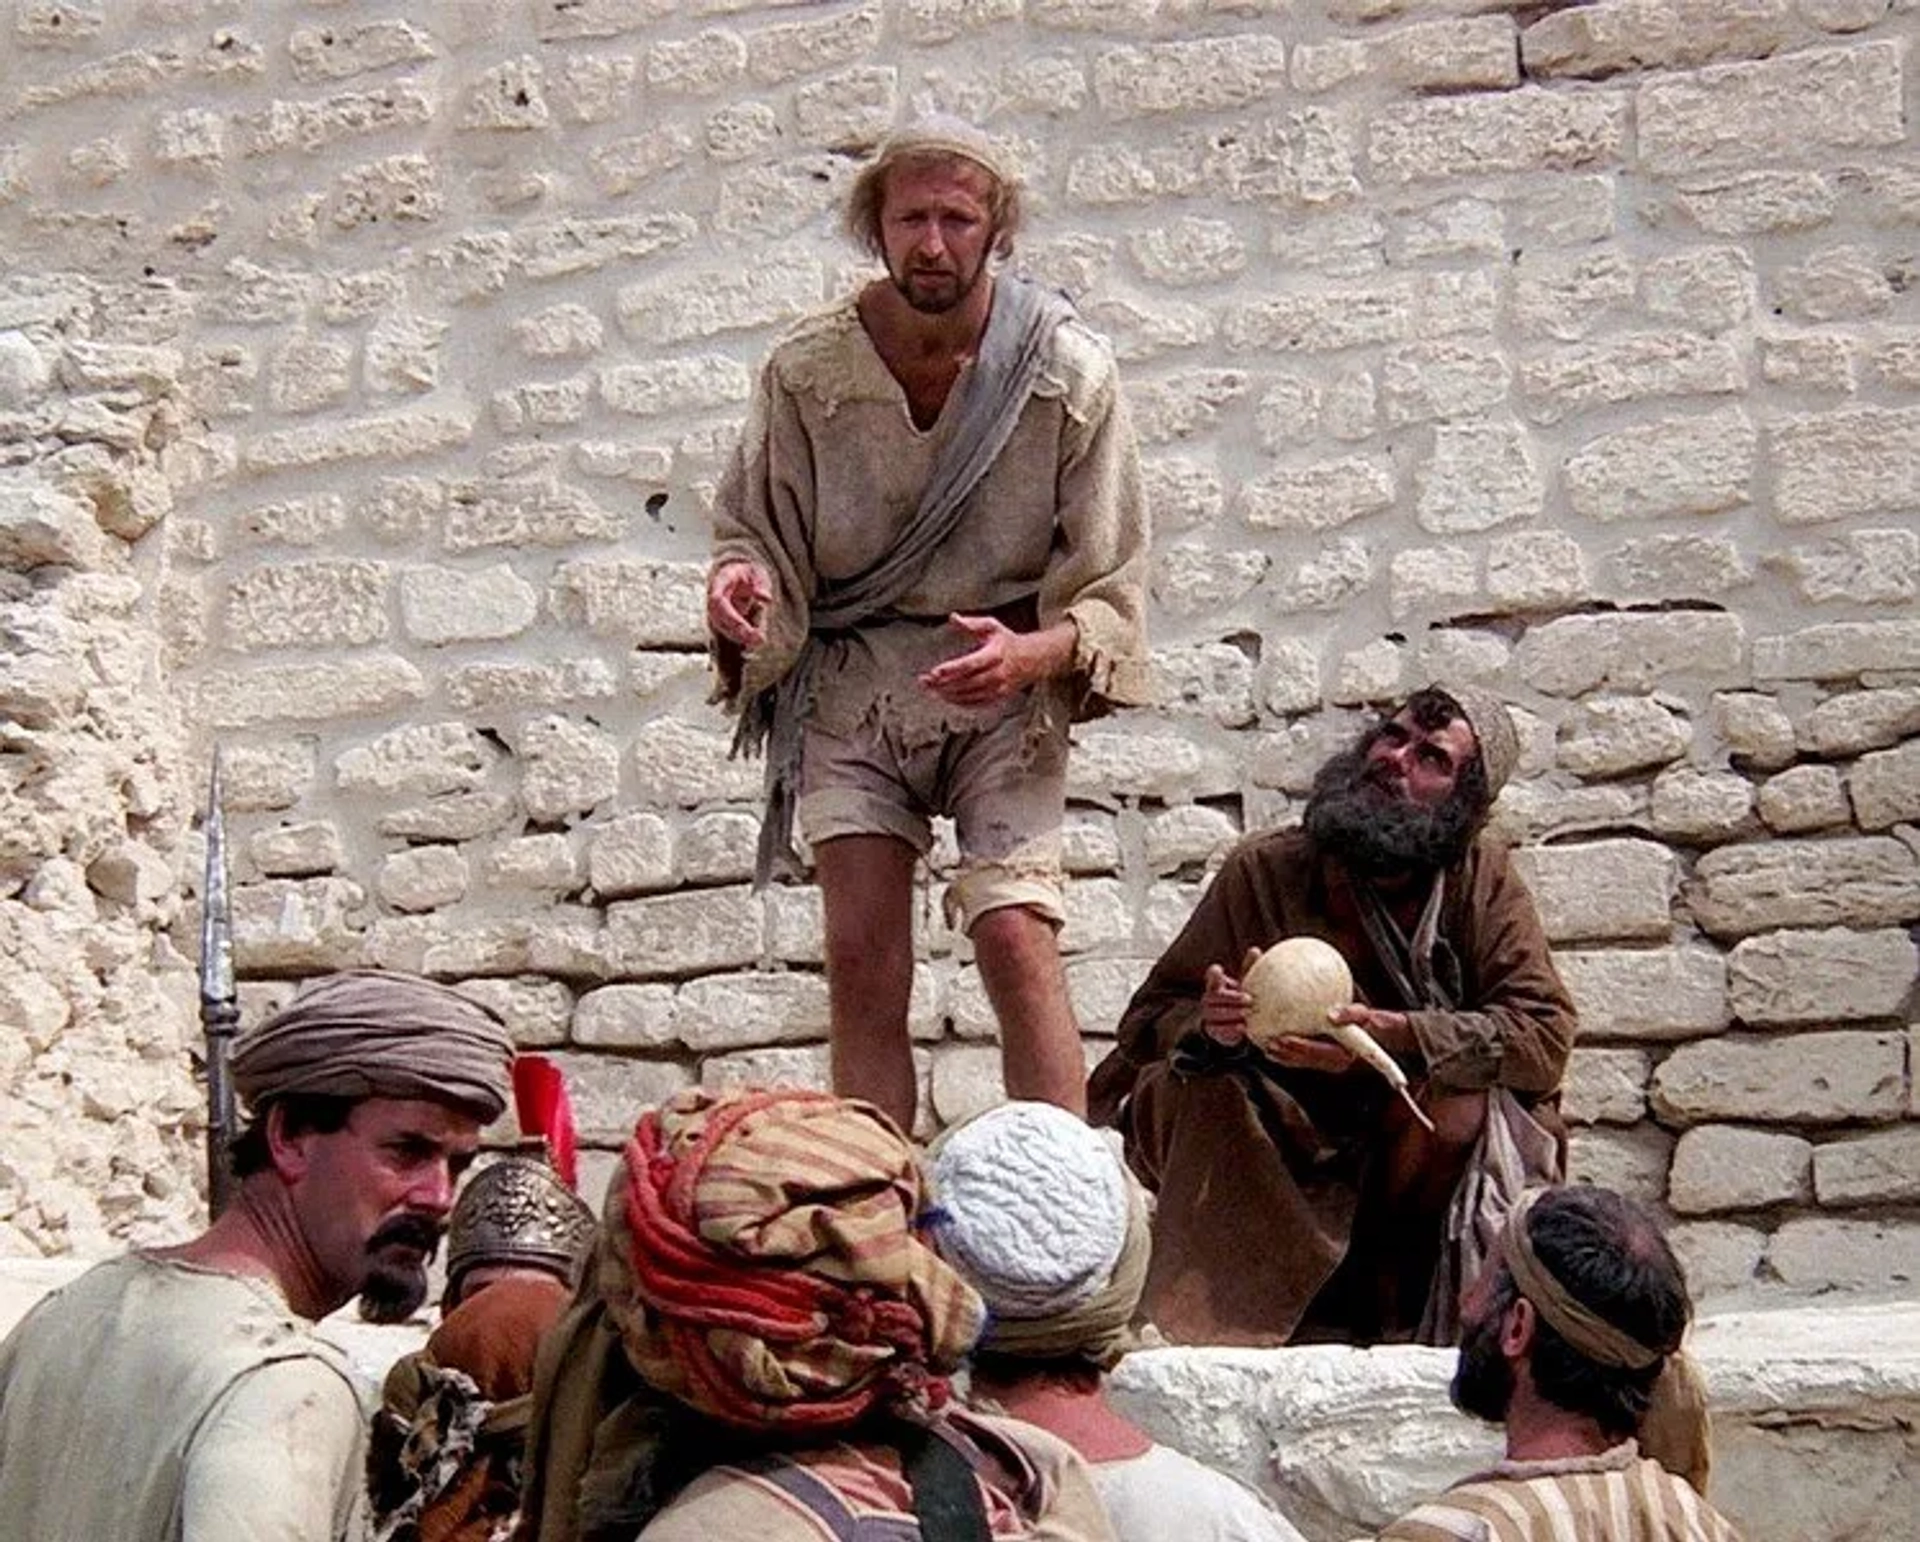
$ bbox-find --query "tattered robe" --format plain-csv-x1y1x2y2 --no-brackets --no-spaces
1087,828,1576,1347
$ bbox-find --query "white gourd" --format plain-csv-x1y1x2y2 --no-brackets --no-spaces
1241,937,1436,1134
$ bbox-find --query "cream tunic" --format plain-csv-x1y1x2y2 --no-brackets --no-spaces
712,291,1152,746
0,1253,369,1542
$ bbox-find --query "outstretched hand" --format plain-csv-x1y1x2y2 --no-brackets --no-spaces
919,614,1070,707
707,561,772,650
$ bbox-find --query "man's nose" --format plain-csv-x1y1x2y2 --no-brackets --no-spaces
410,1161,458,1217
915,225,947,258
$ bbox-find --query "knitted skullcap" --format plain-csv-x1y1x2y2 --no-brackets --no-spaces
1438,683,1521,799
872,113,1019,188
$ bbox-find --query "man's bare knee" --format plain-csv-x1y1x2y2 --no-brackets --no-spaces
1427,1089,1487,1152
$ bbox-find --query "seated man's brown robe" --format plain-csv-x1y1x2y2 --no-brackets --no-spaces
1087,827,1575,1348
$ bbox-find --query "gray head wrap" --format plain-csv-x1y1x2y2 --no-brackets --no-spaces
1438,683,1521,799
232,969,515,1122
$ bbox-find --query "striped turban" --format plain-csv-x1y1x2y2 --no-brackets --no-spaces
232,969,516,1122
600,1087,986,1433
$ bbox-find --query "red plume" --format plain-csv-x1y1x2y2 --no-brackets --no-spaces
512,1054,578,1190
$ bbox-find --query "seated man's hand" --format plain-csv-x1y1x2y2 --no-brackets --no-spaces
1200,955,1255,1047
708,561,772,650
1328,1003,1417,1057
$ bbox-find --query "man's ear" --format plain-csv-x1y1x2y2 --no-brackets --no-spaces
264,1102,314,1183
1501,1295,1536,1358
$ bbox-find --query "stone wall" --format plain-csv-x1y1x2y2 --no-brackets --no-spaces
0,2,1915,1290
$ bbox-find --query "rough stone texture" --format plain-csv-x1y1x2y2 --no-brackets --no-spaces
1756,764,1852,833
1563,1046,1650,1125
1849,740,1920,831
1556,695,1692,779
1510,840,1676,943
1727,927,1917,1025
1555,945,1730,1042
1668,1125,1814,1214
1767,1219,1920,1294
1687,837,1920,939
1652,1030,1907,1125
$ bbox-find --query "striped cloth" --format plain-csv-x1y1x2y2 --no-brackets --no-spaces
605,1087,986,1432
1375,1442,1744,1542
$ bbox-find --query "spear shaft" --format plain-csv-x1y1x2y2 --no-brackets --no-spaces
200,748,238,1218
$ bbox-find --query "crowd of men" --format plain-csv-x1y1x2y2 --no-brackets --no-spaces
0,118,1747,1542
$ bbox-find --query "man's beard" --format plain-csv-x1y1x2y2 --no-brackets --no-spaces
1450,1303,1515,1424
1302,745,1478,876
355,1213,444,1325
889,253,987,315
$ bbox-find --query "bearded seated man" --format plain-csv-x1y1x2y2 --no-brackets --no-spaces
1087,686,1577,1348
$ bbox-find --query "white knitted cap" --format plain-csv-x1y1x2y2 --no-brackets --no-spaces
929,1101,1130,1321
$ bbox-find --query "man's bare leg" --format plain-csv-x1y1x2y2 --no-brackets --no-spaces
817,834,920,1129
971,904,1087,1116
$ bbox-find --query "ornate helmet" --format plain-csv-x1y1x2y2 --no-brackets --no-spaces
443,1054,594,1309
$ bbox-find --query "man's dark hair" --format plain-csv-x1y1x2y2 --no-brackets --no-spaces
1519,1186,1692,1440
227,1094,357,1178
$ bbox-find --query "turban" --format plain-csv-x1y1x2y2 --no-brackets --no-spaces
929,1101,1150,1370
1503,1190,1713,1495
1438,682,1521,799
232,969,515,1122
601,1087,985,1433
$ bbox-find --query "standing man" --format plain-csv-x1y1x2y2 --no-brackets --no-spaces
708,115,1151,1131
0,969,515,1542
1375,1185,1738,1541
1087,686,1576,1347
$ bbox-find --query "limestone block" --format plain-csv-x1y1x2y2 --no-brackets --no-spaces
1649,766,1754,842
1511,839,1675,943
605,887,760,977
377,847,468,913
1376,16,1518,91
1653,1030,1906,1125
1370,88,1625,183
84,839,174,910
1262,638,1323,716
1775,244,1896,323
579,128,693,196
1689,837,1920,939
630,717,760,807
699,1044,842,1098
1066,957,1151,1038
514,214,695,280
1555,944,1729,1042
1566,1124,1671,1202
1321,370,1377,442
242,410,473,475
585,813,674,900
1609,533,1752,600
1523,0,1796,79
1151,548,1268,620
765,887,824,966
1871,334,1920,389
183,656,427,728
1142,805,1239,876
483,834,578,893
1250,713,1369,796
223,559,387,651
548,558,706,647
1519,332,1742,426
511,303,604,359
1668,1221,1767,1298
646,28,747,92
1223,289,1409,354
231,876,365,972
617,258,821,344
1715,692,1798,770
1669,1125,1814,1214
221,742,315,813
1093,36,1287,117
1388,545,1477,619
1418,629,1510,690
1488,782,1649,846
1126,370,1248,444
1759,621,1920,682
288,19,435,83
1239,458,1394,533
1151,642,1256,727
1379,340,1509,426
1414,420,1543,533
378,794,518,844
1330,639,1405,705
1564,1046,1650,1125
674,971,828,1052
249,821,342,878
1130,217,1246,288
1769,528,1918,606
744,3,881,87
364,314,446,395
544,1052,693,1144
1756,764,1851,832
0,480,104,572
398,564,536,645
1564,408,1755,521
572,983,676,1049
1767,1217,1920,1292
1771,406,1920,525
1814,1127,1920,1205
268,334,352,414
443,976,570,1050
1797,686,1920,757
354,477,445,544
1068,727,1235,802
1849,740,1920,830
1516,612,1745,696
520,717,619,823
1641,246,1755,333
680,811,759,885
232,81,437,160
1557,696,1691,779
601,357,750,418
1061,813,1122,877
627,652,708,702
1269,539,1372,613
1140,460,1226,535
1061,877,1133,954
1760,332,1857,392
337,723,496,798
1390,197,1504,263
444,658,619,711
792,65,896,146
1484,531,1588,611
712,157,851,240
442,479,620,553
1636,42,1903,175
1510,250,1636,343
